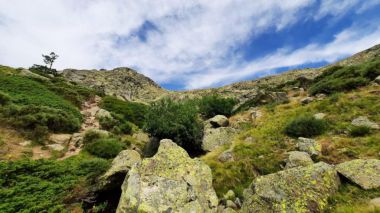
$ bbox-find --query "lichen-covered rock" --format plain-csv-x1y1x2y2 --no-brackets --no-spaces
241,162,340,213
336,159,380,190
49,134,72,145
209,115,229,128
47,144,65,152
369,197,380,209
202,127,236,152
285,151,313,169
218,150,234,162
351,116,379,130
297,137,321,156
116,139,218,213
99,150,141,190
300,97,314,105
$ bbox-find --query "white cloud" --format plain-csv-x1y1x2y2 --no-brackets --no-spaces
0,0,379,89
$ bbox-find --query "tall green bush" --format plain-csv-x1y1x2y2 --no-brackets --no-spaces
85,138,124,159
144,98,204,153
198,95,237,118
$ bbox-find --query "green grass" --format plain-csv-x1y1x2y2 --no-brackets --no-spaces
0,154,110,213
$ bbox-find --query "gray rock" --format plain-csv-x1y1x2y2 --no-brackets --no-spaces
116,139,218,212
285,151,313,169
47,144,65,152
202,127,236,152
314,113,326,120
49,134,72,145
300,97,314,105
375,75,380,84
297,137,321,156
336,159,380,190
218,150,234,162
19,141,32,147
351,116,379,130
99,150,141,190
369,197,380,208
241,162,340,212
209,115,229,128
226,200,237,209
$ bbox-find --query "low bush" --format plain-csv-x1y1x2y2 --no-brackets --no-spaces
99,115,133,135
0,92,11,105
144,98,204,153
284,115,328,137
0,156,110,213
85,138,124,159
100,96,147,128
198,95,237,118
83,129,108,145
349,126,371,137
29,64,58,77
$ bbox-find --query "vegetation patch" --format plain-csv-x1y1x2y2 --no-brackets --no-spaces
197,95,236,118
284,115,328,138
84,138,125,159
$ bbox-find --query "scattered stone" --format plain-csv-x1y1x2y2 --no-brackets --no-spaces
285,151,313,169
241,162,340,212
95,109,112,119
234,198,242,208
314,113,326,120
47,144,65,152
116,139,218,212
223,190,236,201
300,97,314,105
297,137,321,156
369,197,380,209
209,115,229,128
336,159,380,190
226,200,237,209
202,127,236,152
218,150,234,162
99,150,141,190
316,93,327,100
70,133,83,147
19,141,32,147
375,75,380,84
351,116,379,130
49,134,72,145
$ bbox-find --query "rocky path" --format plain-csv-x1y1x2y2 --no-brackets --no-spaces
31,96,103,160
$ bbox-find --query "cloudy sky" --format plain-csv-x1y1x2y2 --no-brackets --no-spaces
1,0,380,90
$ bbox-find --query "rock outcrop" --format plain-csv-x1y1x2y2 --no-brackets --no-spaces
284,151,313,169
99,150,141,190
209,115,229,128
296,137,321,157
116,139,218,213
336,159,380,190
351,116,379,130
202,127,236,152
241,162,340,212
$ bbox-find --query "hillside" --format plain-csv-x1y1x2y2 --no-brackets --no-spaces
0,44,379,212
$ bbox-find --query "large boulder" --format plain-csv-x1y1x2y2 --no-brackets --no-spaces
202,127,236,152
296,137,321,157
351,116,379,130
336,159,380,190
241,162,340,212
116,139,218,213
99,150,141,190
49,134,72,145
209,115,229,128
284,151,313,169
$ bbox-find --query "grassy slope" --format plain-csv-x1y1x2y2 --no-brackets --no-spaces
202,84,380,211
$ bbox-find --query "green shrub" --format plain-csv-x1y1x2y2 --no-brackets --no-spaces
284,115,328,137
198,95,237,118
29,64,58,77
100,96,147,127
0,156,110,213
144,98,204,153
83,129,108,145
0,92,11,105
349,126,371,137
99,115,133,135
85,138,124,159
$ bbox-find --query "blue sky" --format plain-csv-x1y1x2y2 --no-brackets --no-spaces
0,0,380,90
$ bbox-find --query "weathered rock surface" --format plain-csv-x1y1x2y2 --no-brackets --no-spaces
241,162,340,212
285,151,313,169
117,139,218,213
375,75,380,84
369,197,380,209
99,150,141,190
300,97,314,105
314,113,326,120
47,144,65,152
209,115,229,128
218,150,234,162
202,127,236,152
351,116,379,130
296,137,321,156
336,159,380,190
49,134,72,145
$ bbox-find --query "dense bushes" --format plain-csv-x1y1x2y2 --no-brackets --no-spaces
309,58,380,95
84,138,124,159
144,98,204,153
198,95,236,118
99,115,133,135
349,126,371,137
284,115,328,137
0,92,11,105
0,156,110,213
101,96,147,127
